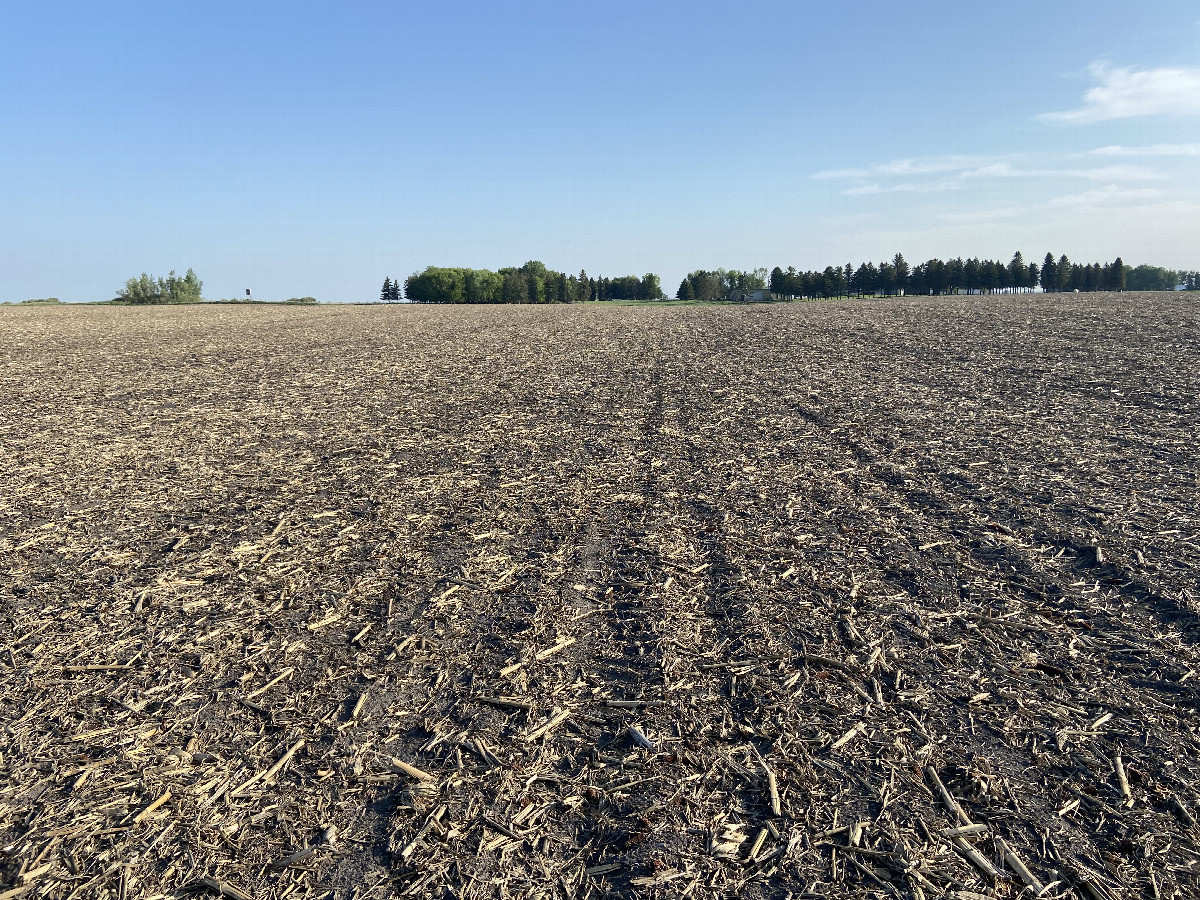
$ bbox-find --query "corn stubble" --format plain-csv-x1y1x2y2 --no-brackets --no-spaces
1,293,1199,899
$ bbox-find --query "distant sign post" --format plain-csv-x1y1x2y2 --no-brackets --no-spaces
246,289,251,298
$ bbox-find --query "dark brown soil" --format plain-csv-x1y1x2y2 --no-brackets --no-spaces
2,293,1198,899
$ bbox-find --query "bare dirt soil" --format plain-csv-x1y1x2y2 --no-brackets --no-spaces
2,294,1199,900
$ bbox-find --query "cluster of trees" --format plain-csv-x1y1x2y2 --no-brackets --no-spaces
1036,254,1127,293
1126,265,1198,292
586,273,665,302
766,253,1143,299
675,269,769,302
769,264,855,300
380,278,402,303
399,261,665,304
116,269,203,304
390,255,1197,305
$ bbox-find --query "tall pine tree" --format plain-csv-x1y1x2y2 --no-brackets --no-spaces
1039,254,1056,293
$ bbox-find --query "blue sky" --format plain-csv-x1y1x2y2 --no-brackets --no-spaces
2,0,1198,302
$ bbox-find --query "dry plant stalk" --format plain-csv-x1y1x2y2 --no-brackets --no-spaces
1,293,1198,899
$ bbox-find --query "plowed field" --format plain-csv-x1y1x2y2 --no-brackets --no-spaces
2,294,1199,899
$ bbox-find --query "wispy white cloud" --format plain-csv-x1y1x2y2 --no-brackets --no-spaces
934,207,1024,224
1047,185,1163,207
843,181,959,196
824,156,1162,190
842,184,883,196
1072,165,1162,181
1092,143,1200,157
969,161,1163,180
959,163,1024,178
815,155,990,179
1039,63,1200,123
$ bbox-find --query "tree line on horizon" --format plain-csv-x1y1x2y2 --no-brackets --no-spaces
392,262,666,304
760,253,1197,300
389,256,1196,305
72,256,1195,307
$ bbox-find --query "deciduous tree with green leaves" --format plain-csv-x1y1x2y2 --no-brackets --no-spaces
116,269,203,304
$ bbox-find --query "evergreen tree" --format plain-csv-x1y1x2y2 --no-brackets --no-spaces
1008,252,1025,292
996,259,1010,293
501,271,528,304
852,262,873,297
819,266,835,299
980,260,997,294
381,277,392,303
769,267,785,295
1112,257,1126,291
946,258,963,294
878,261,896,296
1057,255,1071,292
892,254,909,294
908,264,926,296
1038,255,1053,293
925,259,945,295
961,258,976,293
